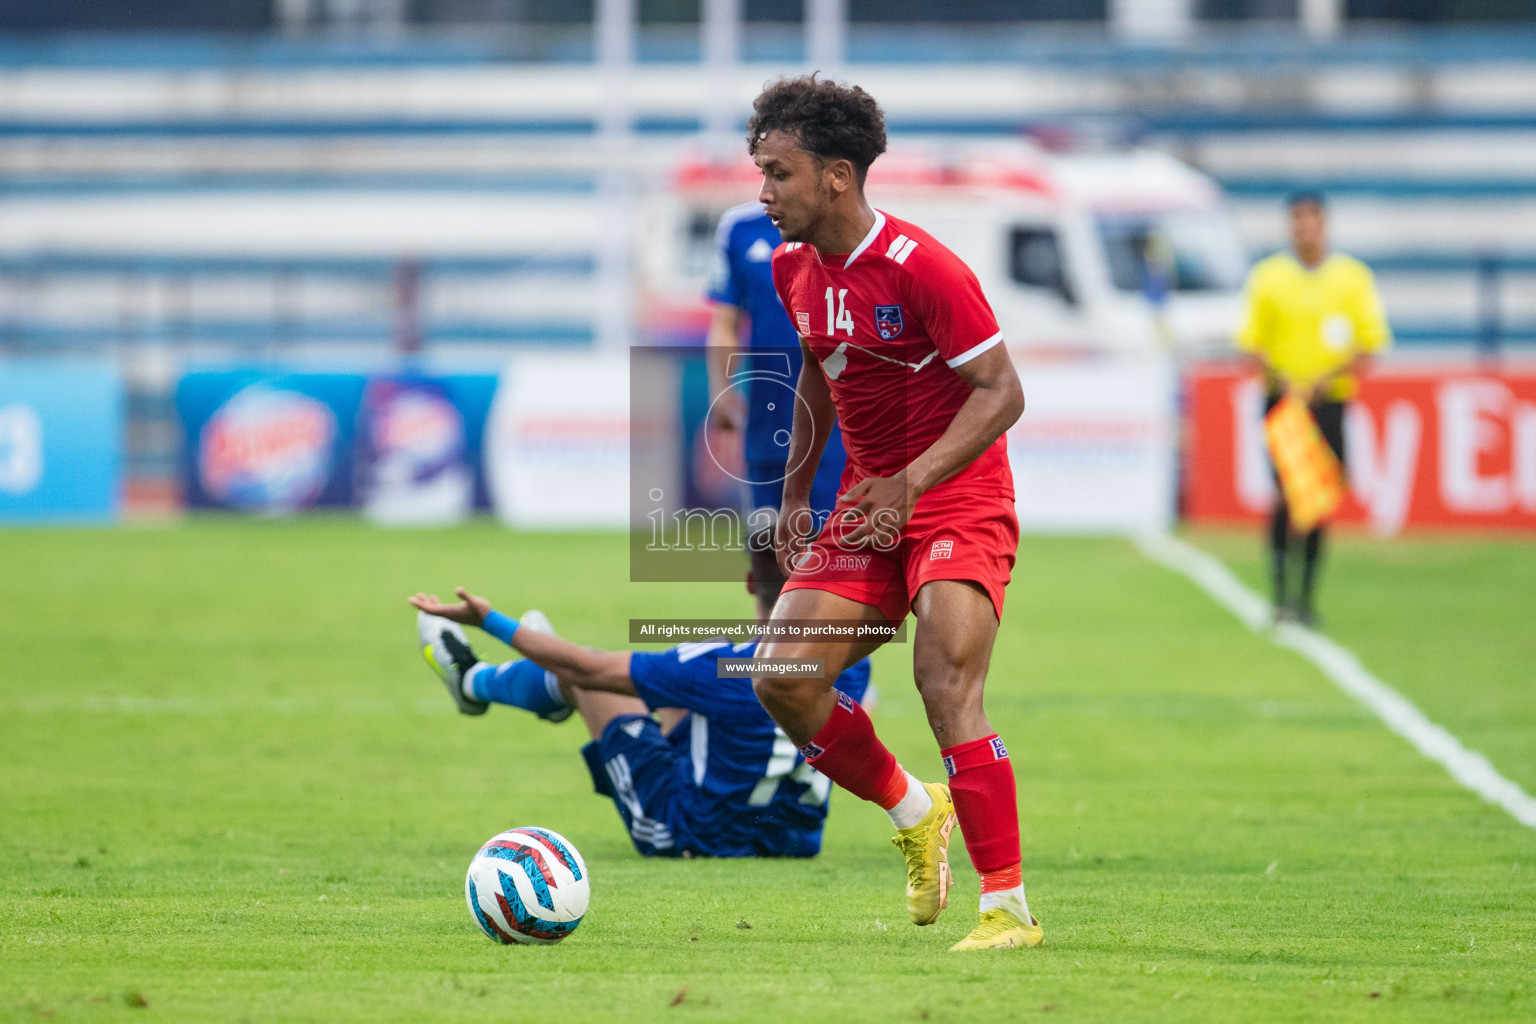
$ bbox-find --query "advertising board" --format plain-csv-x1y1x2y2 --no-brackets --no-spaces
0,358,121,524
177,370,494,520
485,351,637,529
1008,353,1178,533
1185,366,1536,533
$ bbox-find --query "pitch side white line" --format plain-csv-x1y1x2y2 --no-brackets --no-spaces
1134,531,1536,831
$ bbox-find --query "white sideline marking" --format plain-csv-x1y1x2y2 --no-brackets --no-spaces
1134,531,1536,831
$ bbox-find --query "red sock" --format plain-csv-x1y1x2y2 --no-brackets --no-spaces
980,863,1022,894
941,734,1021,877
801,691,906,808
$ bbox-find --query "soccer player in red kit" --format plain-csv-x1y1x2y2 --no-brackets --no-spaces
745,76,1040,951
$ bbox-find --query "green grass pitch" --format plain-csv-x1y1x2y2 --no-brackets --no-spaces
2,519,1533,1022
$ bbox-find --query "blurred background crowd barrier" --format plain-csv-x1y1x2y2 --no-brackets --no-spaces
2,0,1534,531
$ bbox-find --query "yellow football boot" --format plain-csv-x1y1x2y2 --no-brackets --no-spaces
949,907,1045,951
890,782,956,926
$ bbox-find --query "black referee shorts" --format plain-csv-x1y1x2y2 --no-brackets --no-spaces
1265,392,1346,468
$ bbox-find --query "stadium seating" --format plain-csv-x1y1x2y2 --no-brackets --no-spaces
3,26,1536,357
4,25,1536,496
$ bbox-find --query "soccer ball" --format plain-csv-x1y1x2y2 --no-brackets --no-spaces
464,827,589,945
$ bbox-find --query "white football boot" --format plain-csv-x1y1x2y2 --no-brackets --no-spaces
417,612,488,716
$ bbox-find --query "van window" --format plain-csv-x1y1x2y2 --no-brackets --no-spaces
1098,211,1246,295
683,207,724,280
1009,227,1075,305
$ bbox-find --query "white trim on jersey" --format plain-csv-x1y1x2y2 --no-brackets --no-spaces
884,234,919,265
843,209,888,269
604,753,675,850
676,641,731,663
825,339,939,376
691,714,709,787
944,331,1004,368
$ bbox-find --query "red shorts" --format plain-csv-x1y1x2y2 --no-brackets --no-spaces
780,464,1019,625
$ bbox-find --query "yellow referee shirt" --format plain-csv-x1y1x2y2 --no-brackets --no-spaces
1235,251,1391,401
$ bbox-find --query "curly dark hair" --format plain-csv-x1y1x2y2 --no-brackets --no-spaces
746,75,887,186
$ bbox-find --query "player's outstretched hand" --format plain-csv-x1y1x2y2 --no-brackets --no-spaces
837,475,915,547
408,587,492,627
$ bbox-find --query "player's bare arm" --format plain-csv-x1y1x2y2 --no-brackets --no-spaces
775,335,838,573
705,301,746,432
840,345,1024,546
409,588,635,694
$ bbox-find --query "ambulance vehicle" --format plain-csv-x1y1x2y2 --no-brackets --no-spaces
638,138,1246,355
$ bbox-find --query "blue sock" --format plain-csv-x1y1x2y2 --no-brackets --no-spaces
469,659,568,716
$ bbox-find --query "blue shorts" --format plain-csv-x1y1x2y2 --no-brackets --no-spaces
746,455,845,528
581,714,687,858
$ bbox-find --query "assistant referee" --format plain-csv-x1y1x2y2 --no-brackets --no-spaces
1235,192,1392,626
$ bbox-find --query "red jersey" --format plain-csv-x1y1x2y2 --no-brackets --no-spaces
771,210,1009,486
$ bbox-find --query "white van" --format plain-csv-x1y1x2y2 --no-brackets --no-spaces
639,139,1246,355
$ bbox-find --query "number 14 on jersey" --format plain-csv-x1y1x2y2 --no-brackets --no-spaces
825,287,854,337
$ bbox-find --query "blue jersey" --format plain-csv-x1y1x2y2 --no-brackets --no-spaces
708,203,847,471
628,638,871,858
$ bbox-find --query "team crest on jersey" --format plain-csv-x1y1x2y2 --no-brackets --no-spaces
874,304,905,340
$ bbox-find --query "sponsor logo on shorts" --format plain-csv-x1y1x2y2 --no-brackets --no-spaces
795,311,811,335
930,540,954,561
990,736,1009,760
941,755,957,777
798,741,825,759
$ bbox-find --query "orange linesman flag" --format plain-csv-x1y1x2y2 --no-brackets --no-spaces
1264,394,1345,533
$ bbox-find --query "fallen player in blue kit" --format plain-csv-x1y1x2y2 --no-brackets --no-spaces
409,537,873,858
